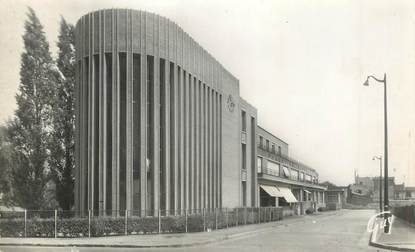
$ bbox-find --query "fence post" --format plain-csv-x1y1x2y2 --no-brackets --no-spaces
226,208,228,229
215,208,218,230
54,209,57,238
88,209,91,238
125,209,128,235
259,207,261,224
244,207,247,225
158,209,161,234
251,207,254,224
185,209,188,233
236,208,238,227
203,208,206,231
24,209,27,237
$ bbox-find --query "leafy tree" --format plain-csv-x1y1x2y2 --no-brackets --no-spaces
48,17,75,210
0,125,14,205
7,7,55,209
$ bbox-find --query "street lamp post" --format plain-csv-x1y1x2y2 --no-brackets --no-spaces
363,73,389,233
372,156,382,213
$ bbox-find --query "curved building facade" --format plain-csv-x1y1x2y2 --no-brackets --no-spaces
74,9,259,215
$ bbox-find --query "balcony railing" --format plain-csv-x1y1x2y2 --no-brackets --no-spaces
257,147,318,177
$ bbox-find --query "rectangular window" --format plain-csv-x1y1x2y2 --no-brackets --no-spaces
242,144,246,170
105,53,112,211
278,146,282,155
291,170,299,181
257,157,262,173
267,161,280,176
241,110,246,132
242,181,247,207
132,54,141,211
282,166,290,178
299,172,304,181
266,140,269,151
259,136,263,148
272,144,275,153
305,174,312,182
119,52,127,212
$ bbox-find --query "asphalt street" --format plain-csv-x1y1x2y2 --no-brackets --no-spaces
0,210,388,252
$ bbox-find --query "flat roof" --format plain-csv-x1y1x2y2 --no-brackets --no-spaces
257,125,288,145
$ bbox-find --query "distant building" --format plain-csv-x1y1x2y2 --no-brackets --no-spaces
320,182,346,210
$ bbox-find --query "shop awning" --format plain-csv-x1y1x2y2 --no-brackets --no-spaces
277,187,298,203
260,185,282,197
303,189,311,194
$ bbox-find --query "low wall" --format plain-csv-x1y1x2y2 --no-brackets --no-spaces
392,205,415,224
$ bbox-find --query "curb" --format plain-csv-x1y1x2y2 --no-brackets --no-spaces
368,220,415,252
0,211,339,248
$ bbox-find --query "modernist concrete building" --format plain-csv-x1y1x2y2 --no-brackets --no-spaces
74,8,325,216
74,9,257,215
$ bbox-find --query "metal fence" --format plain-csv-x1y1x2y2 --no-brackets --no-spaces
0,207,283,238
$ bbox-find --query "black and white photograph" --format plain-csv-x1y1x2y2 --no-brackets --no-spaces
0,0,414,251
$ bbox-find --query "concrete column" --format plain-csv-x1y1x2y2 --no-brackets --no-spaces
172,63,179,214
212,91,217,208
153,57,160,215
88,14,94,211
203,84,208,209
111,10,119,214
201,84,206,209
139,52,147,216
189,74,194,211
184,72,189,211
195,79,200,211
179,67,185,212
164,60,171,215
100,11,107,215
125,10,133,214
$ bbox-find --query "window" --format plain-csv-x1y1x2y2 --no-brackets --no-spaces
291,170,299,180
242,144,246,170
257,157,262,173
267,161,280,176
305,174,312,182
259,136,263,148
266,140,270,151
278,146,282,155
241,110,246,132
272,144,275,153
282,166,290,178
242,181,247,207
299,172,304,181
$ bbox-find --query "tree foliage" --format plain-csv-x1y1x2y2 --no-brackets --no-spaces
48,17,75,210
7,7,56,209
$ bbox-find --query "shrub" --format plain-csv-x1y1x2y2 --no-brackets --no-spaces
0,218,25,237
317,207,327,212
305,207,315,214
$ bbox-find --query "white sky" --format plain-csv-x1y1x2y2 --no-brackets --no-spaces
0,0,414,186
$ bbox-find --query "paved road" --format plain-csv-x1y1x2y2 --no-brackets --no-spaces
0,210,386,252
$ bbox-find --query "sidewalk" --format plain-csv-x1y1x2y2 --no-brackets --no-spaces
370,216,415,251
0,211,337,248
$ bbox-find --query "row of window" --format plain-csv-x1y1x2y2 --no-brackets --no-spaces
257,157,318,184
258,136,282,155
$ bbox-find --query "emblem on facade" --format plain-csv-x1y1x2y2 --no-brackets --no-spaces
227,94,235,112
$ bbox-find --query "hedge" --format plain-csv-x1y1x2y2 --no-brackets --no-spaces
0,207,283,238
